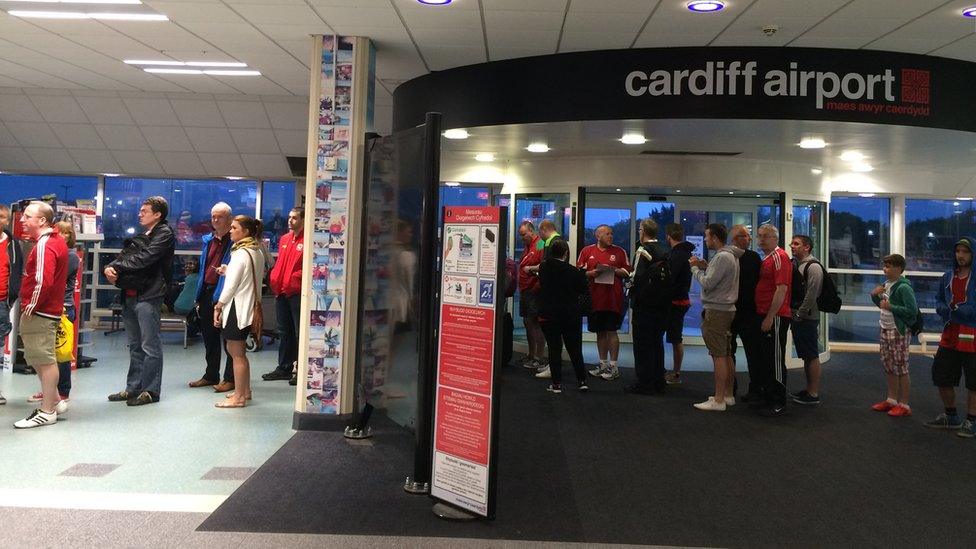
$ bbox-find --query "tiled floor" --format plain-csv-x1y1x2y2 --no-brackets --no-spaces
0,331,296,509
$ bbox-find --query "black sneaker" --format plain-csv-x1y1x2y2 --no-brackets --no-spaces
759,404,787,417
288,374,297,386
578,381,589,392
262,369,292,381
126,391,158,406
624,382,656,396
791,391,821,405
107,390,130,402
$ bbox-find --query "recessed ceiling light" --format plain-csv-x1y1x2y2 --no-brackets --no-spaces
798,138,826,149
418,0,452,4
203,70,261,76
675,189,681,193
444,181,460,187
686,1,726,13
620,134,647,145
728,191,734,194
811,168,823,175
526,143,550,153
103,173,120,177
125,60,248,68
756,194,761,197
443,129,468,140
839,150,864,162
7,10,168,20
143,68,261,76
225,176,244,180
957,197,974,200
851,162,874,172
145,68,203,75
615,188,622,192
475,153,495,162
858,193,876,197
963,6,976,17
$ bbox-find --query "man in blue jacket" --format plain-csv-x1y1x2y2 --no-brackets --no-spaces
926,237,976,438
187,202,234,392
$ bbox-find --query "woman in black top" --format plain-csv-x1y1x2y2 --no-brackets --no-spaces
537,238,589,393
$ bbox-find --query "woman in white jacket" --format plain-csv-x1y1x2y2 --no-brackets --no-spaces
214,215,265,408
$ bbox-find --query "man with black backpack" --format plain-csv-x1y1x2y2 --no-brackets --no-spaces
789,234,824,405
626,218,671,395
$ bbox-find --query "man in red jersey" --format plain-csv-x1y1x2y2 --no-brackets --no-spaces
14,201,68,429
263,207,305,382
517,221,547,371
578,224,631,380
754,223,793,417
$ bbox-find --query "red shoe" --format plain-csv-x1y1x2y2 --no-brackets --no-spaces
888,404,912,417
871,400,895,412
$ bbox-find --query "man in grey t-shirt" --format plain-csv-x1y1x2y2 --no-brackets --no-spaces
790,234,823,405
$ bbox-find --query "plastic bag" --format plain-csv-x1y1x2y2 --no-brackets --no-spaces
55,314,74,363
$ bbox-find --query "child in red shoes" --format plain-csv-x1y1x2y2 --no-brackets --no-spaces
870,254,917,417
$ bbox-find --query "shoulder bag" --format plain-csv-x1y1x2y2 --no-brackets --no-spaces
248,249,264,341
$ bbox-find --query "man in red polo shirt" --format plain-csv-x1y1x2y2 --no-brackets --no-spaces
518,221,547,370
263,207,305,382
578,224,631,380
754,223,793,417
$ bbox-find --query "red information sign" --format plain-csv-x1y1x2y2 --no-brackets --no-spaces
431,206,503,518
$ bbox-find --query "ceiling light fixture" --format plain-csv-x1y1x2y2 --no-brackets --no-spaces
474,153,495,162
686,1,726,13
125,60,248,67
225,176,244,180
103,173,120,177
839,150,864,162
443,129,468,140
144,68,202,75
615,188,622,192
143,68,261,76
7,10,168,20
957,197,974,201
851,162,874,173
798,138,826,149
417,0,452,4
620,133,647,145
963,6,976,17
858,193,876,197
526,143,550,153
444,181,460,187
203,70,261,76
811,168,823,175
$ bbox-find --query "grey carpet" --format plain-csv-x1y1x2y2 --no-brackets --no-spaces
199,352,976,547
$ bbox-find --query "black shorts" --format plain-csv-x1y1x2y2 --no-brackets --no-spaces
791,318,820,360
666,305,689,343
932,346,976,391
519,290,540,318
587,310,622,333
221,303,252,342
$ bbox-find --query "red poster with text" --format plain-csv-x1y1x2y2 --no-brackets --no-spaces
435,386,491,464
438,305,494,395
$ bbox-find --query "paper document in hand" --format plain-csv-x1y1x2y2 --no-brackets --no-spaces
595,268,615,285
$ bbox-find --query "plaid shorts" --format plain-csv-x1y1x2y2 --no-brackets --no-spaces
880,328,910,375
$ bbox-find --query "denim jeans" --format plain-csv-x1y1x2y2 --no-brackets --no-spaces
122,295,164,397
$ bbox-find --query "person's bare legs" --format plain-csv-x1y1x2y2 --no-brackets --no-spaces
805,357,821,396
35,363,59,413
525,316,545,361
672,342,684,373
712,356,729,403
897,373,910,405
938,386,956,408
221,340,250,406
607,331,620,362
885,372,899,402
968,389,976,417
596,332,608,363
725,359,735,400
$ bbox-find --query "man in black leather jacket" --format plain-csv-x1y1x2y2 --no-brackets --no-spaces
104,196,176,406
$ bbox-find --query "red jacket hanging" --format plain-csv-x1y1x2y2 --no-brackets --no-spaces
270,231,304,297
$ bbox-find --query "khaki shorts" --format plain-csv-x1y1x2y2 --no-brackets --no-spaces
701,309,735,357
20,313,59,366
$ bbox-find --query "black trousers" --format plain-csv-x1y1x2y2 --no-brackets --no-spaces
541,315,586,385
756,315,791,407
198,285,232,382
731,311,764,396
632,308,667,390
275,294,302,372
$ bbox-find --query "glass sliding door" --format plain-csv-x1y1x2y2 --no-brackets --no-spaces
513,193,571,342
793,200,828,356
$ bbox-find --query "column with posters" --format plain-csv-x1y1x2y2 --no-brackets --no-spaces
431,206,505,519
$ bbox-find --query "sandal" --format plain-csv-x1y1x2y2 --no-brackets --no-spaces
225,391,253,400
215,400,246,408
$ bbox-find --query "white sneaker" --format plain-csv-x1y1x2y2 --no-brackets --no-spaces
55,400,68,415
725,396,736,407
535,366,551,379
600,366,620,381
693,397,727,412
14,408,57,429
588,362,607,377
0,392,6,405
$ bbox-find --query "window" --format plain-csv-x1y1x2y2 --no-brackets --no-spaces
261,180,297,252
905,199,976,272
583,208,632,252
0,174,97,208
635,201,675,242
829,196,889,269
102,177,258,250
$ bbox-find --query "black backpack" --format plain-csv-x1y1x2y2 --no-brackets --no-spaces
909,306,924,337
631,243,673,310
791,260,842,314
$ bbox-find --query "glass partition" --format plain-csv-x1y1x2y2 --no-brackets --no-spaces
260,180,297,252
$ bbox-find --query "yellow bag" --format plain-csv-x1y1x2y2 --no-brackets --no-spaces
55,314,74,363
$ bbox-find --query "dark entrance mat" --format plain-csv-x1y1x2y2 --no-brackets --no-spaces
199,352,976,547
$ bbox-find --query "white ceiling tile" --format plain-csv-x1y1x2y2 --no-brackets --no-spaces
197,152,246,176
263,101,308,130
146,76,241,95
837,0,947,18
488,30,560,51
94,125,150,151
484,10,566,31
184,127,238,153
564,11,647,33
252,23,334,41
0,123,18,147
76,97,135,125
50,124,106,149
571,0,652,11
232,3,324,25
744,0,851,18
25,148,79,172
144,1,245,22
422,46,487,71
0,94,45,122
560,32,633,52
929,34,976,62
230,128,279,153
169,99,226,127
273,129,306,155
102,23,215,52
372,104,392,136
484,0,567,10
491,47,556,61
218,101,271,128
307,0,390,8
0,76,32,88
317,7,401,28
28,95,90,125
241,153,287,176
398,6,482,29
3,122,62,148
155,151,207,175
411,27,487,48
142,126,194,152
112,150,163,174
0,147,38,170
122,98,181,127
67,149,120,173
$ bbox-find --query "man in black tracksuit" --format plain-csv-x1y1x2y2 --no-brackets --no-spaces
729,224,764,402
665,223,695,384
627,218,670,395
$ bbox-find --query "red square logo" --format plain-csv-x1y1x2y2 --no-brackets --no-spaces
915,70,930,87
902,69,917,86
916,87,930,104
900,68,930,104
901,86,916,103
